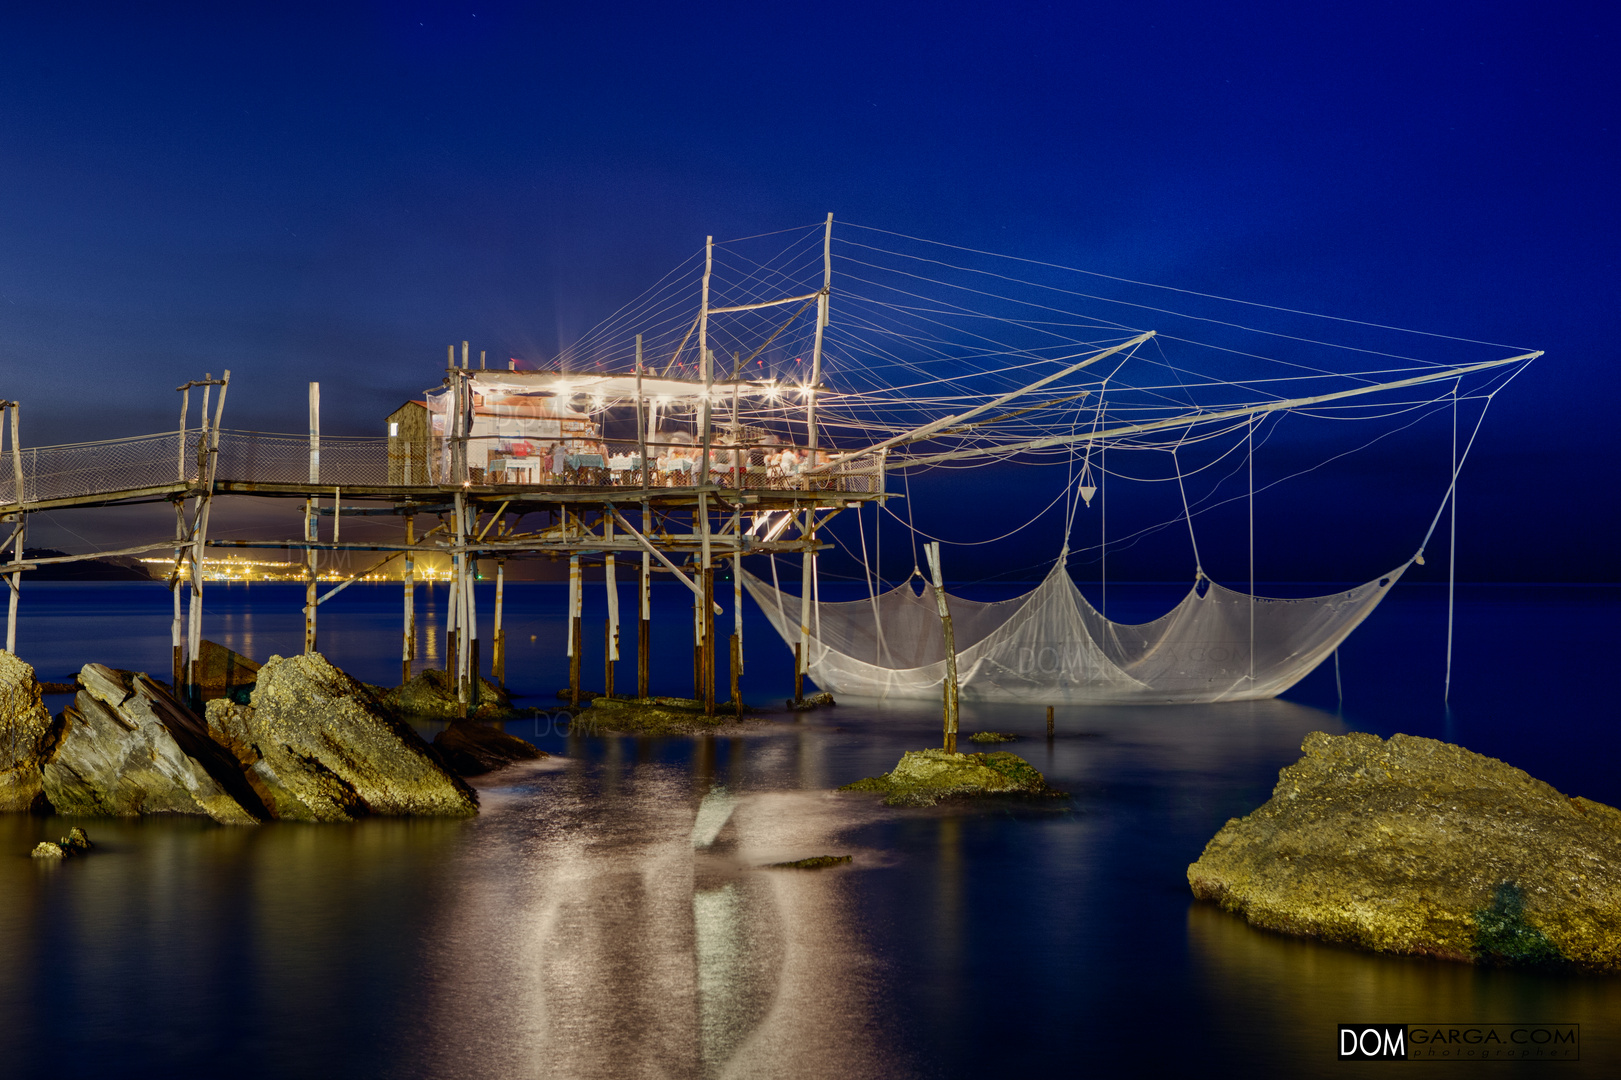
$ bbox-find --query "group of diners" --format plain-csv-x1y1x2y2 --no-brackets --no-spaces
477,432,834,488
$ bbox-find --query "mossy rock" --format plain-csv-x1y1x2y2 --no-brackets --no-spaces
840,748,1053,807
1188,731,1621,971
968,731,1017,743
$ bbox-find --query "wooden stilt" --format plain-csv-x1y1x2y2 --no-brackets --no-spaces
1047,705,1054,739
303,497,317,654
703,566,716,716
604,619,614,699
730,633,741,718
493,556,505,688
924,542,959,753
402,512,415,685
171,499,184,693
794,642,803,705
638,503,651,698
568,552,581,707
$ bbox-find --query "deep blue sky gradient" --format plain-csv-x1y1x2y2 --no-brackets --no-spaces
1,2,1614,581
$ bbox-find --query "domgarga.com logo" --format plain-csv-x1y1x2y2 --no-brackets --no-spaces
1339,1024,1579,1061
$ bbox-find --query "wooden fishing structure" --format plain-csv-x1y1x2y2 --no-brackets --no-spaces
0,216,886,715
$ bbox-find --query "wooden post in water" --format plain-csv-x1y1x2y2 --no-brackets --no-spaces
402,513,415,685
1047,705,1054,739
303,497,317,654
171,499,185,692
794,642,803,705
465,516,479,699
604,515,618,699
3,399,22,654
924,542,959,753
493,557,505,688
703,566,716,716
638,503,651,698
304,382,320,655
568,552,582,707
445,566,459,676
730,633,741,718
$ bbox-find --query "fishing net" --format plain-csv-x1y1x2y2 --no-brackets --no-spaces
742,558,1407,703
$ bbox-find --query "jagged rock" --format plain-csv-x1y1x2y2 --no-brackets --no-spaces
193,639,259,704
60,826,92,853
968,731,1018,743
31,841,65,859
840,748,1054,806
219,653,477,822
43,665,263,825
203,699,319,821
432,720,546,776
385,667,512,721
0,652,57,812
788,691,836,711
1187,731,1621,972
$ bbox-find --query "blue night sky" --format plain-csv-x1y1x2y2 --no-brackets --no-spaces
0,2,1614,582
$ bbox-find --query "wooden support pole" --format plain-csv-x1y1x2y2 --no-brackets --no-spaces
171,499,185,692
303,497,317,654
4,403,22,656
730,633,741,718
1047,705,1054,739
924,541,959,753
445,562,459,676
493,557,505,688
402,513,415,685
704,566,716,716
638,504,651,698
466,514,479,698
568,552,581,707
605,516,618,699
797,509,814,702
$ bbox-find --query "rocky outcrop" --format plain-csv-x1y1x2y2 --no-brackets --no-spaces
0,652,57,812
840,748,1054,806
31,827,93,859
207,653,477,822
432,720,546,776
43,666,263,824
788,691,835,711
384,667,512,721
1187,731,1621,971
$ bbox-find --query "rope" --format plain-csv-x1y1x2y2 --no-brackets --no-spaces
1445,382,1458,704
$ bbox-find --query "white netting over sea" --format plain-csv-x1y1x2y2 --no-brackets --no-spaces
743,558,1407,703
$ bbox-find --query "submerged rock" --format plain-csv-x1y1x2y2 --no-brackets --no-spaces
765,855,852,870
385,667,512,721
840,748,1054,807
61,826,92,853
31,841,65,859
432,720,546,776
788,691,836,711
968,731,1018,743
1187,731,1621,971
0,653,57,813
213,653,477,822
44,665,263,825
572,696,764,736
193,639,260,704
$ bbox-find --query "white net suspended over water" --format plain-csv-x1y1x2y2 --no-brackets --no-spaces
742,557,1409,704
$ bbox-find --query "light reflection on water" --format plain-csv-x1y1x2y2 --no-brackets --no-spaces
1,583,1617,1077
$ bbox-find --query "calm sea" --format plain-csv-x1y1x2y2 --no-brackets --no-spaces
0,578,1617,1078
